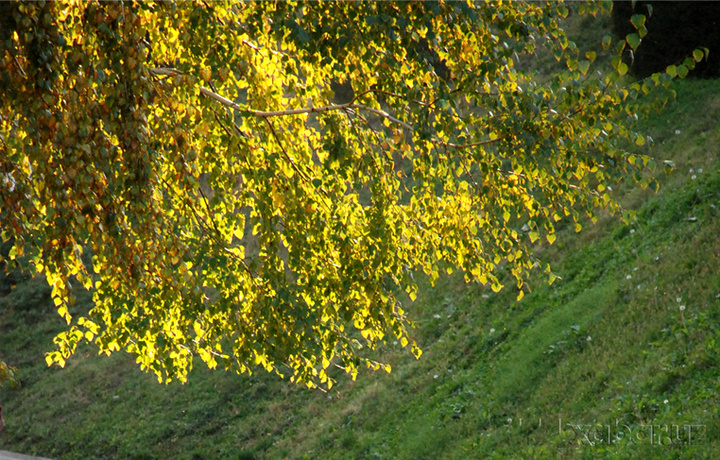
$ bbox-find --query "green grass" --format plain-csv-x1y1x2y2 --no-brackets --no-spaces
3,21,720,460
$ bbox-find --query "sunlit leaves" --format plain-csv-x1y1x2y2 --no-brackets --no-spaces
0,0,690,389
0,361,19,389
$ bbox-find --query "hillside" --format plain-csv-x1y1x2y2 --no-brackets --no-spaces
3,18,720,460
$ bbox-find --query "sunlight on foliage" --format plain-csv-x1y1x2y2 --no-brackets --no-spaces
0,1,696,387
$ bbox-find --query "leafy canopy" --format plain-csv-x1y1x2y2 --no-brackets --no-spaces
0,1,695,387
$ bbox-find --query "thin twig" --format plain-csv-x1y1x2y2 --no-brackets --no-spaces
432,137,505,149
13,55,27,77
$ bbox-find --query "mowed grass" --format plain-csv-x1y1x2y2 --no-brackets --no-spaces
2,31,720,460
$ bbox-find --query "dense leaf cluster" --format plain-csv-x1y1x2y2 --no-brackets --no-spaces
0,1,693,387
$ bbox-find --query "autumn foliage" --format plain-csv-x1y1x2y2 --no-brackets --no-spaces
0,1,697,387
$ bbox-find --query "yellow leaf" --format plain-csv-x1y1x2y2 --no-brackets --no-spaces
200,67,212,83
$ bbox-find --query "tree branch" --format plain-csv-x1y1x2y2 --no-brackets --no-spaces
148,68,413,130
432,137,505,149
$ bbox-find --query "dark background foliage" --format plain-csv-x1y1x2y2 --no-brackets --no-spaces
613,1,720,78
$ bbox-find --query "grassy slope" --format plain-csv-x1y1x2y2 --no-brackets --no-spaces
2,27,720,460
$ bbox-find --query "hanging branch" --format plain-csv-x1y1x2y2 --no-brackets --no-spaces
149,68,413,130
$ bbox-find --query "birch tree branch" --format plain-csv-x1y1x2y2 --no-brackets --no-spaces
149,68,413,130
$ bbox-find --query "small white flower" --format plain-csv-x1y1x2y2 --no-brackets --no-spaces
689,168,695,174
676,297,682,303
698,168,703,174
630,229,635,234
680,305,686,311
433,374,439,379
675,129,681,135
692,175,697,180
490,328,495,334
586,336,592,342
664,399,669,404
626,275,632,280
433,314,442,319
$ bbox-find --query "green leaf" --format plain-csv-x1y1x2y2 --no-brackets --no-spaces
578,60,590,75
630,14,646,30
663,160,676,174
602,35,612,51
626,33,640,51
